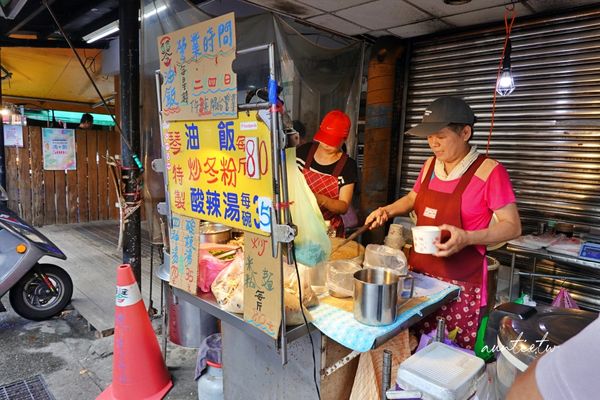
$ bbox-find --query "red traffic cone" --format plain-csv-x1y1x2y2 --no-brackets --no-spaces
98,264,173,400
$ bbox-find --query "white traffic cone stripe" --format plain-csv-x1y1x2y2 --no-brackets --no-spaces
115,283,142,307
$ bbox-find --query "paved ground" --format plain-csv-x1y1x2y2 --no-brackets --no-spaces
0,299,199,400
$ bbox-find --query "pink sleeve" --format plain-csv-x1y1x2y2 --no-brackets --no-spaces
413,164,426,193
485,163,516,211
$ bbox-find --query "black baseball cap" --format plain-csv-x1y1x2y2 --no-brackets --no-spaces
405,96,476,137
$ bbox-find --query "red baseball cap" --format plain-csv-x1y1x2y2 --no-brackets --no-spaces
313,110,351,148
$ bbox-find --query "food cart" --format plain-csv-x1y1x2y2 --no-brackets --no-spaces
152,13,462,399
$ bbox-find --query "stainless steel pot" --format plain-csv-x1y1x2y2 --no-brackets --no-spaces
353,268,414,326
199,223,232,244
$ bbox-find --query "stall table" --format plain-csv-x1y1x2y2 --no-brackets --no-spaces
504,244,600,300
174,279,459,400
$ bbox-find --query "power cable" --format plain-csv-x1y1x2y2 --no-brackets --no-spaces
41,0,143,172
291,241,322,400
487,4,517,156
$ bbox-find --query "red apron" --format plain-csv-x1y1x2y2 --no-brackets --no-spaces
302,142,348,237
409,154,486,349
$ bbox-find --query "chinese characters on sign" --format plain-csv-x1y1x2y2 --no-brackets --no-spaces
3,125,24,147
243,232,281,339
169,213,201,294
157,12,237,121
42,128,76,170
163,112,274,236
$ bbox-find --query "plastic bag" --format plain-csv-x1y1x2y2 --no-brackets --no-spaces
211,256,244,313
552,287,580,309
285,148,331,266
363,244,408,275
198,244,239,293
283,263,319,326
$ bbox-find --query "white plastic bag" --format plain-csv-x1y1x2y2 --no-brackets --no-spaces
363,244,408,275
285,148,331,266
283,263,319,326
210,256,244,313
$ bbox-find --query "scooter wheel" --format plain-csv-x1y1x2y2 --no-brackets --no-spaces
9,263,73,321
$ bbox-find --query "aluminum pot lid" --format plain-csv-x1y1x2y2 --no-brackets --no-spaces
199,223,231,234
498,305,597,366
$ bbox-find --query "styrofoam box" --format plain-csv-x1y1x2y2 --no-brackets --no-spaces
396,342,484,400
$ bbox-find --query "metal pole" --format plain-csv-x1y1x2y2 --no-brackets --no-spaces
119,0,142,287
0,47,7,205
382,349,392,400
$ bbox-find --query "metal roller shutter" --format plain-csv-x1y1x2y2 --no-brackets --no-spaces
399,6,600,233
398,6,600,310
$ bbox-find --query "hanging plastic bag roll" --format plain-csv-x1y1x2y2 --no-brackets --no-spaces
285,147,331,266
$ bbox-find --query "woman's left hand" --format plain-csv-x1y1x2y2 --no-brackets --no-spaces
435,224,470,257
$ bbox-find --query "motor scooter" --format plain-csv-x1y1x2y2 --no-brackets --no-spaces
0,184,73,320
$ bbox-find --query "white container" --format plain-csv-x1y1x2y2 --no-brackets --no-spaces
198,361,224,400
411,226,441,254
396,342,484,400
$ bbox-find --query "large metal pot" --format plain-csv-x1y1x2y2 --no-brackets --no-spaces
156,255,218,348
199,223,232,244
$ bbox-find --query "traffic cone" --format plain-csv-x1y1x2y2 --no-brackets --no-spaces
98,264,173,400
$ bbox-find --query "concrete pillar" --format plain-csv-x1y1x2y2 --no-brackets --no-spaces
360,37,405,243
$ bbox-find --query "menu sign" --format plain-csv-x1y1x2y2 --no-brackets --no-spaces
162,112,273,236
243,232,281,339
169,213,201,294
157,12,237,121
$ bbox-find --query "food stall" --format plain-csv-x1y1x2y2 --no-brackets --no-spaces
152,13,464,399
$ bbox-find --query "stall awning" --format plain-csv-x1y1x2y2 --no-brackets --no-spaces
1,47,114,105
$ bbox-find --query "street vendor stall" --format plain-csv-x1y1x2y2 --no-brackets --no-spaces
151,12,464,400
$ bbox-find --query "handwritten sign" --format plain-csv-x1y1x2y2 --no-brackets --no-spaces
42,128,76,170
163,112,273,235
3,125,24,147
158,12,237,121
243,232,281,339
169,213,201,294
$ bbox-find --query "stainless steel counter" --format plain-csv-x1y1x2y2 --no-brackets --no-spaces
503,244,600,300
173,287,313,346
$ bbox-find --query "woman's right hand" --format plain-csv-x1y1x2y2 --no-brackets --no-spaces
365,207,390,229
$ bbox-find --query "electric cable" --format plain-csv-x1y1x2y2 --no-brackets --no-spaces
290,241,322,400
487,4,517,156
41,0,143,172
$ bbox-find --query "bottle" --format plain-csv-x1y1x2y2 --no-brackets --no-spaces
197,361,223,400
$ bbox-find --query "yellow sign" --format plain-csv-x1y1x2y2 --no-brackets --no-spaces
163,112,273,235
243,232,281,339
158,13,237,121
169,213,201,294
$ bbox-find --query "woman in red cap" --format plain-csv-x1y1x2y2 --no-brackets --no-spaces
296,110,358,237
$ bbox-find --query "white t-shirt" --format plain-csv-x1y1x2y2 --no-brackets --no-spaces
535,315,600,399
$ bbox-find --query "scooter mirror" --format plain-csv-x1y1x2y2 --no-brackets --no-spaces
0,184,8,202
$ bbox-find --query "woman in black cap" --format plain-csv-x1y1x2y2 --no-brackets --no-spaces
365,96,521,349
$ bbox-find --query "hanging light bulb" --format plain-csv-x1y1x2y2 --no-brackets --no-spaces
496,39,515,96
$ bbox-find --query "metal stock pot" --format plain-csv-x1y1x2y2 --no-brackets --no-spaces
199,223,232,244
